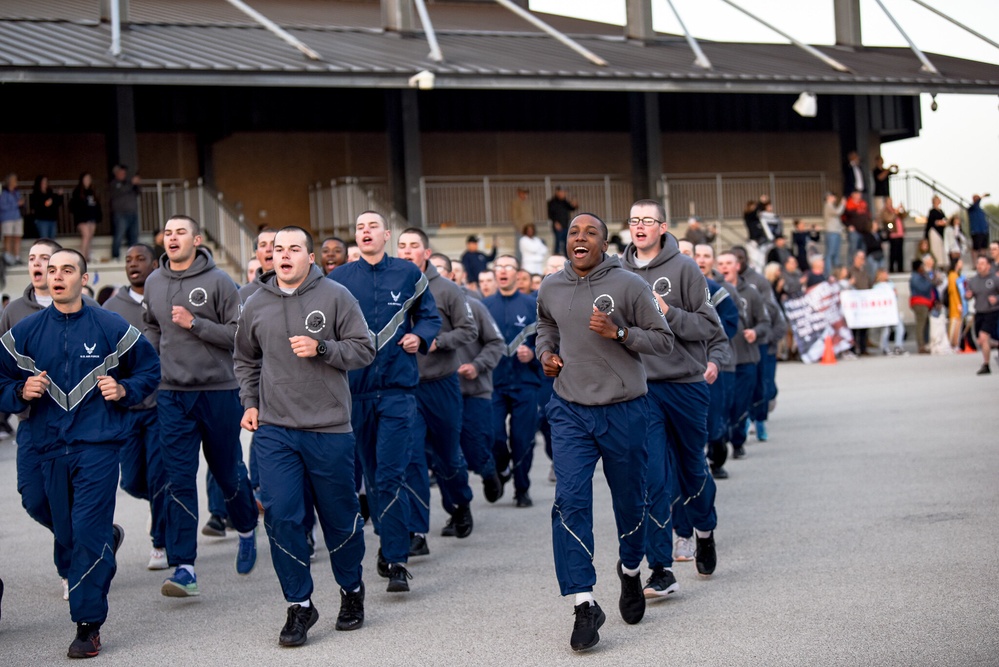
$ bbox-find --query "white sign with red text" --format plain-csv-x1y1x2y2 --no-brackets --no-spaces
840,285,899,329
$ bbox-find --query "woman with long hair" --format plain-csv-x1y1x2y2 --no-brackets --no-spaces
69,172,101,261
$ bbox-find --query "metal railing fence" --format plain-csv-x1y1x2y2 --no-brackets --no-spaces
661,172,828,225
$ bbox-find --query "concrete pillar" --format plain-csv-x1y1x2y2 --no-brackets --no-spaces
386,89,423,225
107,85,138,176
629,92,662,203
382,0,414,34
834,0,862,47
625,0,655,42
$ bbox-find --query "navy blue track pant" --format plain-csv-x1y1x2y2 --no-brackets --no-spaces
537,377,554,460
119,408,167,549
459,396,498,478
352,392,416,564
492,384,539,494
255,425,364,601
729,363,758,448
707,370,734,468
43,447,120,624
159,389,257,567
644,381,716,569
750,344,777,422
15,421,71,577
410,375,473,526
548,395,649,596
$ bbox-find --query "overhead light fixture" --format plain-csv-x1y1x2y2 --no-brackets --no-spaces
793,92,817,118
408,70,435,90
930,93,938,112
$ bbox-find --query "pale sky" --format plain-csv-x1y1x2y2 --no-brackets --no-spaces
531,0,999,213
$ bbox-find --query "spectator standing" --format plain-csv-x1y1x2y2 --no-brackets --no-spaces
843,191,870,255
69,173,101,262
924,196,947,265
511,187,533,234
109,164,141,261
968,194,990,261
823,192,846,270
943,214,968,264
28,175,62,240
873,269,907,355
947,258,966,351
546,186,577,257
791,219,819,272
518,223,548,275
0,174,25,265
847,250,873,356
871,156,896,215
882,197,907,273
909,258,936,354
743,200,766,245
460,235,497,290
843,150,867,198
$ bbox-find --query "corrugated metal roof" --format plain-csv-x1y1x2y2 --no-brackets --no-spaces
1,2,997,94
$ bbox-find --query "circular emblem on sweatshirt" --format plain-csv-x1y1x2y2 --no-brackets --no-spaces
987,279,995,290
188,287,208,308
652,276,672,297
305,310,326,334
593,294,615,315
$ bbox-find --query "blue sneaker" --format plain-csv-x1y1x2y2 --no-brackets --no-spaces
236,531,257,575
755,421,768,442
161,567,199,597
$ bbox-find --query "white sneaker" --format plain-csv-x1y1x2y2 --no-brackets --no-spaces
61,577,69,601
147,548,169,570
674,536,695,562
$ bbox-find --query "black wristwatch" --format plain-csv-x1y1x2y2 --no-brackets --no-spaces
316,341,327,356
615,327,626,343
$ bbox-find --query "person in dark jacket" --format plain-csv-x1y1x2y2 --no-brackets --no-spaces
69,172,101,262
108,165,141,261
547,187,578,256
536,213,673,652
235,227,375,647
0,248,159,658
29,175,62,240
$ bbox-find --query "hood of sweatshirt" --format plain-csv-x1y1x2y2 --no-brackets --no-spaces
257,264,325,298
159,246,217,280
621,232,680,272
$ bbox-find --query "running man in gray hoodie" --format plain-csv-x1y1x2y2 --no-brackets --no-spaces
621,199,725,594
234,227,375,647
536,213,674,652
143,215,259,597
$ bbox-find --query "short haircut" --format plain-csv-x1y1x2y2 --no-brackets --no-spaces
400,227,430,249
275,226,314,254
717,251,737,264
430,252,452,273
911,258,923,272
694,243,714,257
570,213,608,240
167,214,201,236
51,248,87,275
323,236,346,249
631,199,667,222
356,210,386,226
256,227,276,244
495,254,520,269
127,243,157,261
31,238,62,254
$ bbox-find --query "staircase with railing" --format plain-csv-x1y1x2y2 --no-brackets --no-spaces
888,168,999,237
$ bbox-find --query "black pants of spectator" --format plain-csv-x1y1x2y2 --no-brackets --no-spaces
889,238,905,273
853,328,869,355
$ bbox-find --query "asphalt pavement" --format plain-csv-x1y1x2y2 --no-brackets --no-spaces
1,351,997,666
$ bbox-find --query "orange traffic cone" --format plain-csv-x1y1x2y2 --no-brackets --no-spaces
820,335,837,365
962,337,976,354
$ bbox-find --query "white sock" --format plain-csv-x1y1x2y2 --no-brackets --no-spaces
178,564,194,576
574,592,594,606
695,529,712,539
413,533,425,539
238,530,254,539
352,585,361,593
621,564,640,577
297,599,311,608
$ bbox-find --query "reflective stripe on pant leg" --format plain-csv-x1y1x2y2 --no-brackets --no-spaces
159,390,204,566
643,384,674,569
659,382,717,533
195,389,257,535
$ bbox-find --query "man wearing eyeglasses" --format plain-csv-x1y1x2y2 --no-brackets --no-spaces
621,200,725,596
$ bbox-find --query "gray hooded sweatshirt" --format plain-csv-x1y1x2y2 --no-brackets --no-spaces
622,234,723,383
730,276,770,365
234,265,375,433
417,261,477,382
104,287,158,411
536,254,674,406
741,266,779,345
143,247,242,391
456,294,505,399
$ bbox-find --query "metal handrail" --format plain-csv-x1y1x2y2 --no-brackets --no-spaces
888,169,999,238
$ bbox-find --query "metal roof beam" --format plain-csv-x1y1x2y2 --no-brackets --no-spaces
224,0,321,61
871,0,938,74
625,0,655,42
664,0,712,70
716,0,851,73
907,0,999,54
492,0,608,67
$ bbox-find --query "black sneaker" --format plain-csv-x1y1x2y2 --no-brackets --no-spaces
710,465,729,480
376,548,390,578
483,472,503,503
201,514,226,537
67,622,101,659
386,564,412,593
278,603,319,647
569,601,605,652
451,504,473,538
358,493,370,522
440,518,456,537
643,566,679,599
0,577,3,623
732,446,746,460
111,524,125,557
515,491,533,508
335,583,364,631
695,532,717,576
616,560,645,624
977,364,991,375
409,533,429,557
